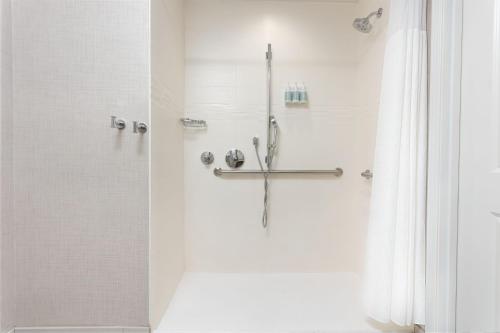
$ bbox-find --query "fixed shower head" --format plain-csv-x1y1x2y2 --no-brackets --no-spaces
353,8,383,33
353,17,373,33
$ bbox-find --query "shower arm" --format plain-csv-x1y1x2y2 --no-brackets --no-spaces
366,8,383,20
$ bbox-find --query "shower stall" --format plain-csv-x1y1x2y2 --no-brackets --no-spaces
0,0,431,332
153,0,404,331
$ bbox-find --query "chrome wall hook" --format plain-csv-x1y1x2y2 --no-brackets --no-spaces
361,169,373,180
111,116,126,130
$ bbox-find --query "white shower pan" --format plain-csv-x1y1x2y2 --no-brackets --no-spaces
155,273,411,333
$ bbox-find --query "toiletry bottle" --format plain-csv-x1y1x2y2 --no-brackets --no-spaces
285,83,293,104
293,82,300,104
300,82,308,104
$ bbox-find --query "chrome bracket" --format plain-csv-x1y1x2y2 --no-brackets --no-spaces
111,116,126,130
361,169,373,180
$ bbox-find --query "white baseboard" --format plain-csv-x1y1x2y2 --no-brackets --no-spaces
15,327,150,333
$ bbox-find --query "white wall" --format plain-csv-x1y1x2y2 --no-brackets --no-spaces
352,0,390,277
1,0,15,331
184,0,386,273
11,0,150,326
150,0,185,328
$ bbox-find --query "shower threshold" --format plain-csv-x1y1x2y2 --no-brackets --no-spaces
155,273,411,333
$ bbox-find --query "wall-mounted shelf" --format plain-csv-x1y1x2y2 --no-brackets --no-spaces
180,118,207,129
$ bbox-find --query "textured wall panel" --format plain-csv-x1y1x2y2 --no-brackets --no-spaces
1,0,16,331
12,0,150,326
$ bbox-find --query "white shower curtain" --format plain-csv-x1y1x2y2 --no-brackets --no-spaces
363,0,427,327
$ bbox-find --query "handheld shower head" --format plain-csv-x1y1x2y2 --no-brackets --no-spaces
353,8,383,33
270,116,278,128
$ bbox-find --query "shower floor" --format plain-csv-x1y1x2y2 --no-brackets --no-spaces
155,273,411,333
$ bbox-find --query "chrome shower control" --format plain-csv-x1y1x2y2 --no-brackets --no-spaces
133,121,148,134
200,152,214,165
225,149,245,168
111,116,126,130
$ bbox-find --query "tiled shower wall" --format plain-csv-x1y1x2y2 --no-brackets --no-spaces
352,0,390,279
150,0,185,328
11,0,150,326
184,0,386,273
1,0,15,331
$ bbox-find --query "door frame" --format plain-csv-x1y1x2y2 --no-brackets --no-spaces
426,0,463,332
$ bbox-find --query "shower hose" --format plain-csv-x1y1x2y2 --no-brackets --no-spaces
253,123,278,229
254,142,269,228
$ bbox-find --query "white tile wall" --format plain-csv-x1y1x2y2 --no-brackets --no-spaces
184,0,388,273
150,0,185,329
351,0,390,278
11,0,150,326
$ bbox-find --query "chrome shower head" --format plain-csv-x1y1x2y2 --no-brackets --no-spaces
353,8,383,33
353,17,372,33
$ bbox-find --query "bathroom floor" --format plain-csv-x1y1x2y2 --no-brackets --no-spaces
155,273,411,333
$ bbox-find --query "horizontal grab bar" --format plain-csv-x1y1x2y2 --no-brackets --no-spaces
214,167,343,177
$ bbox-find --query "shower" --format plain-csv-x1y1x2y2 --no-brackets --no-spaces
253,44,280,229
353,8,383,33
219,44,341,229
1,0,438,331
253,114,279,229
